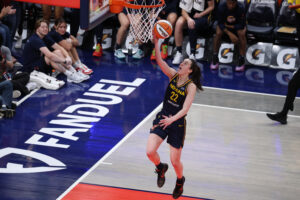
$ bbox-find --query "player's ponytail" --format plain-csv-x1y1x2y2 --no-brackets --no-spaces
189,59,203,91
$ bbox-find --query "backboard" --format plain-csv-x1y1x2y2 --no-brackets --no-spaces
15,0,114,30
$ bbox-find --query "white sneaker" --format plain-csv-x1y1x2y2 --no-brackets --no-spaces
189,54,195,60
77,70,90,81
13,90,21,98
67,72,84,83
76,63,93,75
26,82,39,91
172,51,183,65
132,49,144,59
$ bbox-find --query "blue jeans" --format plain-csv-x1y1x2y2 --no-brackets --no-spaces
2,1,22,46
0,80,13,108
0,23,12,50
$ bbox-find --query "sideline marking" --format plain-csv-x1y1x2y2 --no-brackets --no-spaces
57,103,163,200
203,86,300,99
16,88,40,106
193,103,300,118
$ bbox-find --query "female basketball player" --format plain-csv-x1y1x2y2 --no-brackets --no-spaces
146,33,203,199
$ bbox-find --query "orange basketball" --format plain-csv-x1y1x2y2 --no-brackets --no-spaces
153,20,173,39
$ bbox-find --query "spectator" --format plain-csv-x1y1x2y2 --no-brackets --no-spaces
0,1,16,50
0,80,15,118
172,0,214,64
51,18,93,75
210,0,247,72
114,10,144,59
151,0,180,61
22,19,86,85
0,34,36,98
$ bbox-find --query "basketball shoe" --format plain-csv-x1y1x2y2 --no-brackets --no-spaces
133,49,144,59
114,49,126,59
93,43,102,57
155,163,168,188
161,44,168,59
172,51,183,65
266,112,287,124
210,54,219,70
150,48,156,60
172,176,185,199
235,56,245,72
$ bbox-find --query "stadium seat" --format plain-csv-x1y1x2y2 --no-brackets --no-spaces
246,0,278,42
274,0,298,45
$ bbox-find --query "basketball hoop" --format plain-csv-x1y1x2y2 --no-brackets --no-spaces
110,0,165,43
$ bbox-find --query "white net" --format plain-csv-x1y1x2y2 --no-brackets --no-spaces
125,0,165,43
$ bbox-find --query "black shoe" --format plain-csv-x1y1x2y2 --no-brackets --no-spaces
155,163,168,188
172,176,185,199
266,112,287,124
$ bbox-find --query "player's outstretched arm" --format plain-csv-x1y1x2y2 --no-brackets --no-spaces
153,33,176,79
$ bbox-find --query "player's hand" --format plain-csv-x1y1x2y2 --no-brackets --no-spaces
159,115,174,130
65,56,72,65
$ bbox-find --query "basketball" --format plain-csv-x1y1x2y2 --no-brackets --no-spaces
153,20,173,39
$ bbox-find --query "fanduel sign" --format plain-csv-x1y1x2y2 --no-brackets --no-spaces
0,78,145,173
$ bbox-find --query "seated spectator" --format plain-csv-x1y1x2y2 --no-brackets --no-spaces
0,2,16,50
0,80,15,118
172,0,214,64
114,10,144,59
210,0,247,72
22,19,86,86
0,34,36,98
151,0,180,61
51,18,93,75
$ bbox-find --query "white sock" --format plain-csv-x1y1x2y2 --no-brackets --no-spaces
74,60,81,68
69,66,77,73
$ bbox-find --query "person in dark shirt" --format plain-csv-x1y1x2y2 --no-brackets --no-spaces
22,19,85,83
50,18,93,75
210,0,247,72
147,33,203,199
172,0,214,64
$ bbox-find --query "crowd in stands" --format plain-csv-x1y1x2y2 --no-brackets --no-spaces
0,0,299,119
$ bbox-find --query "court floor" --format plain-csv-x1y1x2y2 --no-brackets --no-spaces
0,50,300,200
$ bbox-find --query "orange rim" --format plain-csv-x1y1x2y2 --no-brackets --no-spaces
289,4,300,9
110,0,165,9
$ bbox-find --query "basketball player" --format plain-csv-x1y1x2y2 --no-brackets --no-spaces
146,33,203,199
266,1,300,124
